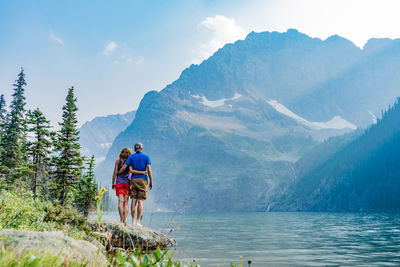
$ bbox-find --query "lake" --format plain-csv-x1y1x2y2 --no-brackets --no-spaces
101,212,400,266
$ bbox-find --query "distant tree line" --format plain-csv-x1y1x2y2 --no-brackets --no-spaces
0,68,113,216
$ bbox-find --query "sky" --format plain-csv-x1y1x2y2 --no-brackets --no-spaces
1,0,400,126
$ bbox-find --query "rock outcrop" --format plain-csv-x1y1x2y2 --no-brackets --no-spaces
86,219,176,250
0,229,109,266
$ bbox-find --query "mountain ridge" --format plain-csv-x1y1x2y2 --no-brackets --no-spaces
96,29,400,211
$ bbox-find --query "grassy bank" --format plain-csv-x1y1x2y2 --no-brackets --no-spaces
0,189,90,240
0,190,201,267
0,244,83,267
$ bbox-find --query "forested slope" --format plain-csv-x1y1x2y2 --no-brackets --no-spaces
273,98,400,211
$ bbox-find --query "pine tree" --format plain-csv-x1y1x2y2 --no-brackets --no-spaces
0,94,6,131
76,155,98,217
0,68,29,184
26,108,54,196
53,87,84,205
0,94,7,159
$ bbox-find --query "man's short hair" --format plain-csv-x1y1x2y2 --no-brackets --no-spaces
134,142,143,152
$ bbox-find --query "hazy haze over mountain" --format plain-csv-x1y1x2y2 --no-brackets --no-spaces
95,29,400,211
272,98,400,211
79,111,135,163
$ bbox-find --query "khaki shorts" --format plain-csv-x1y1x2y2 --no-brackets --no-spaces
130,178,148,200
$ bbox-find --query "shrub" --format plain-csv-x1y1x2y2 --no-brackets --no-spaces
0,190,55,231
43,201,85,226
0,190,90,240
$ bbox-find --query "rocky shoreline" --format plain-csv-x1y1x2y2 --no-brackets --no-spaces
86,219,176,250
0,219,176,266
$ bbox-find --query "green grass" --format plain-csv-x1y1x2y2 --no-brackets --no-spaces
0,189,90,240
110,248,200,267
0,243,85,267
0,244,201,267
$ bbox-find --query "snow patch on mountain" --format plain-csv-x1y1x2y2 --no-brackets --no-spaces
192,93,241,108
312,116,357,130
267,99,357,130
267,100,310,125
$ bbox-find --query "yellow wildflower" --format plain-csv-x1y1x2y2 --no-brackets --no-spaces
95,196,100,200
239,256,243,260
99,187,107,195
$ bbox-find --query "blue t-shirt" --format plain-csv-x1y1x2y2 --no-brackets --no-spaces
125,152,151,179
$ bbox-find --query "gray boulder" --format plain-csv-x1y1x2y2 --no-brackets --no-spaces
86,219,176,250
0,229,109,266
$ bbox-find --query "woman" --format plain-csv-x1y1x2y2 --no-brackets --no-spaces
111,147,132,224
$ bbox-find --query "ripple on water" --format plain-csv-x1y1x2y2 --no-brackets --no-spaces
101,212,400,267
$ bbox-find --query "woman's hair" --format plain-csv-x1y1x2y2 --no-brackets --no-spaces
119,147,132,164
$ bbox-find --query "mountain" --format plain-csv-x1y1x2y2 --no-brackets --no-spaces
290,37,400,126
79,111,135,163
272,98,400,211
96,29,400,211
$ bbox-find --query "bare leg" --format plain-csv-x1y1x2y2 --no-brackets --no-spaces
117,195,124,223
123,195,129,225
131,198,138,225
137,200,144,226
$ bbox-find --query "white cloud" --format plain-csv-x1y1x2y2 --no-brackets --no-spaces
103,42,143,65
123,54,144,65
102,41,118,56
49,31,63,45
193,15,246,64
131,56,144,65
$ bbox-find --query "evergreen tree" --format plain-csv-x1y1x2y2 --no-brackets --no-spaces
0,68,29,184
76,155,98,217
0,94,7,159
26,108,54,196
0,94,6,130
53,87,84,205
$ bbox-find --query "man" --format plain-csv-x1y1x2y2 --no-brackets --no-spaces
119,142,152,226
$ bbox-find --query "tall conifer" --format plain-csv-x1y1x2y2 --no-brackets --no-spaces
0,68,29,184
0,94,6,129
0,94,7,158
26,108,54,196
76,155,98,217
53,87,83,205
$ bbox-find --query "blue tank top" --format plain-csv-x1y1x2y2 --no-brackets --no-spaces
116,160,130,184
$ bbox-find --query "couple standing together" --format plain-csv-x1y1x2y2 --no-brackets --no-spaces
112,142,153,226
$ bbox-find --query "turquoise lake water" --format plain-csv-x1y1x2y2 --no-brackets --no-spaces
101,212,400,266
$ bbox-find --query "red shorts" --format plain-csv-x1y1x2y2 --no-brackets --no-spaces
115,182,130,196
